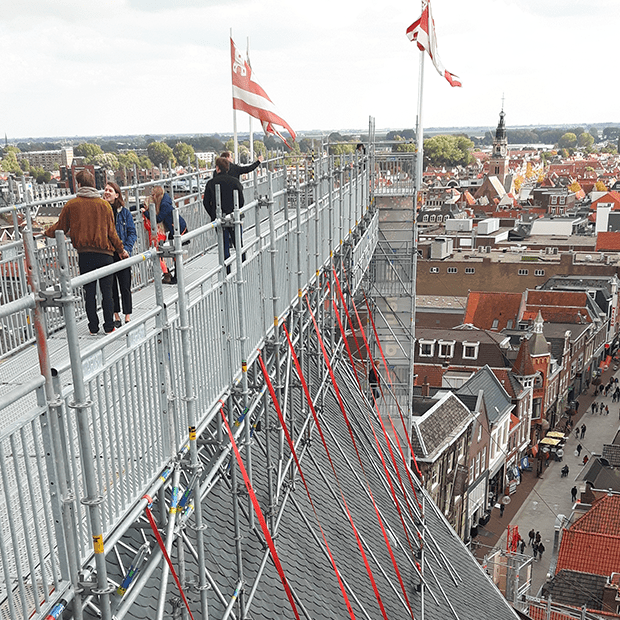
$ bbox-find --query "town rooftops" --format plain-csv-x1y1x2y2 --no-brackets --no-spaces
456,365,513,424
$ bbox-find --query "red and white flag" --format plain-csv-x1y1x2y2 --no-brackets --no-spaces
406,2,461,87
230,38,296,147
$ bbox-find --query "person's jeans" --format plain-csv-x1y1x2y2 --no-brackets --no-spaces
78,252,114,333
112,254,132,316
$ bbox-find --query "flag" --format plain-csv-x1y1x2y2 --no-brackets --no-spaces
230,38,296,147
406,2,461,87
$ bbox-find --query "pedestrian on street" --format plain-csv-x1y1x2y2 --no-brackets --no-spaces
532,542,538,559
583,454,589,466
605,405,609,415
591,402,596,414
535,531,541,545
571,486,578,502
538,542,545,560
519,538,526,554
528,528,535,546
581,424,586,439
500,502,505,518
576,443,582,456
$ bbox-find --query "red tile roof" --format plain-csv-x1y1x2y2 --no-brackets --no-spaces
596,232,620,252
556,494,620,577
511,338,536,377
464,291,522,331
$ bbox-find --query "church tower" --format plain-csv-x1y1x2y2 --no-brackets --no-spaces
490,109,509,186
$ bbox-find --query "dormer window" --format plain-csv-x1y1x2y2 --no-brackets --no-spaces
419,340,436,357
462,341,480,360
438,340,455,358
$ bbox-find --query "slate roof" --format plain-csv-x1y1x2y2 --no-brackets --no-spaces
512,338,536,377
95,354,520,620
602,443,620,467
544,569,607,611
456,365,513,424
410,392,473,461
580,458,620,492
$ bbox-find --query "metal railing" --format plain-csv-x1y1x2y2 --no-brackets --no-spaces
0,151,375,620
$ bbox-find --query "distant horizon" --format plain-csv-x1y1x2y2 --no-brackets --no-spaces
6,120,620,145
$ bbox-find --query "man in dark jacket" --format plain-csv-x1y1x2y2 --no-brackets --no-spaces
203,157,245,261
221,151,263,179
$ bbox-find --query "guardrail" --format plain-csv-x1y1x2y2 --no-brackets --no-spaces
0,151,375,620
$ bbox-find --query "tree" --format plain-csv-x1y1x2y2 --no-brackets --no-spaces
589,127,599,142
173,142,195,166
525,162,535,179
74,142,104,159
423,134,473,167
514,177,523,193
147,141,176,167
92,152,119,170
602,127,620,141
32,167,51,183
118,151,141,169
139,155,153,169
595,181,607,192
394,141,416,153
577,132,594,149
0,150,22,174
568,181,582,193
558,133,577,149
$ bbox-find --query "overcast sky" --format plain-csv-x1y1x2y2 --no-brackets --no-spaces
1,0,619,141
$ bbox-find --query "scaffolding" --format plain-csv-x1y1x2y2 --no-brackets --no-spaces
0,137,523,620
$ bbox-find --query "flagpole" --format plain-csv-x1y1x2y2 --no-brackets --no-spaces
408,4,426,464
247,37,254,161
231,28,239,163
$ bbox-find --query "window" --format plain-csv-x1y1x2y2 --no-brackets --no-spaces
430,215,436,222
492,319,499,329
481,447,487,470
477,424,483,442
462,341,479,360
551,195,557,204
419,340,435,356
494,166,500,174
439,341,454,357
437,215,443,222
465,267,475,274
518,269,529,275
560,196,565,204
470,459,475,480
534,269,545,276
430,267,439,273
475,452,481,478
447,267,458,274
431,463,439,487
507,320,513,329
422,215,429,222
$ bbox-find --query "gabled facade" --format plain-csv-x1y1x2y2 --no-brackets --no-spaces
411,392,474,539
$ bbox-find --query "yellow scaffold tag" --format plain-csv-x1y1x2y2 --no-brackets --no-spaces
93,535,104,555
189,426,196,441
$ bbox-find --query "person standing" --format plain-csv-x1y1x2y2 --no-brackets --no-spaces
499,501,505,518
519,537,526,554
143,186,188,284
45,170,128,335
580,424,586,439
528,528,535,546
571,486,578,502
532,542,538,559
204,157,245,262
537,542,545,561
221,150,263,179
104,182,136,327
583,454,589,466
369,364,380,400
576,443,582,456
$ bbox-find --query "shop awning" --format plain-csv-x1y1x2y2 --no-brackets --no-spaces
540,437,560,446
546,431,565,439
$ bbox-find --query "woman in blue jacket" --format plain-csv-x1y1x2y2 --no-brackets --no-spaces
103,182,137,326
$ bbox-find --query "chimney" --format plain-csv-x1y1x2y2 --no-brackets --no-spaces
422,376,431,397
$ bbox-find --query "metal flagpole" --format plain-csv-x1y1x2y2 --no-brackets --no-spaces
408,1,426,463
230,28,238,162
247,37,254,161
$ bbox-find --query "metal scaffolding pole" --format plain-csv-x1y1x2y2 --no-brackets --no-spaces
54,231,113,620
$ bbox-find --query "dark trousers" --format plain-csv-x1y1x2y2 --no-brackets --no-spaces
223,228,244,261
79,252,114,333
112,254,132,315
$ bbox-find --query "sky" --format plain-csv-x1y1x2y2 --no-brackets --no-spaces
1,0,619,141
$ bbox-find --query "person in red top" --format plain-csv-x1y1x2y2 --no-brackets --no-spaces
45,170,128,335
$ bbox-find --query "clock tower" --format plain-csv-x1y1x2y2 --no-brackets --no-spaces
490,109,509,185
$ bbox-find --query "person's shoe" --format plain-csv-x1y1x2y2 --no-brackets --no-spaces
104,328,116,335
113,320,122,328
89,330,100,336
